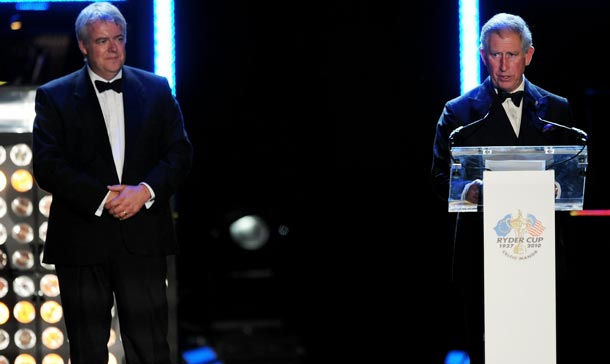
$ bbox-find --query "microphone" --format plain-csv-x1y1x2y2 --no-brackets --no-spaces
538,116,588,145
449,112,490,148
538,116,588,173
449,112,489,167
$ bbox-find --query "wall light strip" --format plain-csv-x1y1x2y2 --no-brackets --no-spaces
3,1,126,12
0,0,125,2
153,0,176,96
570,210,610,217
458,0,480,95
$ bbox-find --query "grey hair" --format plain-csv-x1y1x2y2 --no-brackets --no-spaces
75,1,127,44
479,13,532,54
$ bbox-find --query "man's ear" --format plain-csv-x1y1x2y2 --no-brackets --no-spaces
78,40,88,56
479,49,487,66
525,46,535,66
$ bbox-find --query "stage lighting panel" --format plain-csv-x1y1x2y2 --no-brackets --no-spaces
0,84,155,363
0,134,71,364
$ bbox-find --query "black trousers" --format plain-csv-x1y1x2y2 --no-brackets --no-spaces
55,250,171,364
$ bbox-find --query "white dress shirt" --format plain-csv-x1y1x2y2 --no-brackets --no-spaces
498,81,525,137
89,68,125,181
88,67,155,216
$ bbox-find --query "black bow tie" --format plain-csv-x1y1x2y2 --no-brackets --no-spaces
95,79,123,93
498,90,524,107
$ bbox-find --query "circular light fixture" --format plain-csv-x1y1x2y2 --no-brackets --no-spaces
229,214,270,251
11,168,33,192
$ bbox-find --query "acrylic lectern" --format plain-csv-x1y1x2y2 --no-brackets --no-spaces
448,145,587,364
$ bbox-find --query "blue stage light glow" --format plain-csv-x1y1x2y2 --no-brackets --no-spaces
182,345,220,364
153,0,176,96
458,0,480,95
445,349,471,364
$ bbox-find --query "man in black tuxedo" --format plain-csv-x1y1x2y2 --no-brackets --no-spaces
431,13,584,364
32,2,192,364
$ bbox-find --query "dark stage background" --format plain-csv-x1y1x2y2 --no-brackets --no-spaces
1,0,610,362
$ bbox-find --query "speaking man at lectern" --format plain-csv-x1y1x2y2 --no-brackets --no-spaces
430,13,585,364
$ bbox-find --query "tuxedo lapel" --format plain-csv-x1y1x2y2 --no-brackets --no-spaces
73,67,121,183
121,68,145,175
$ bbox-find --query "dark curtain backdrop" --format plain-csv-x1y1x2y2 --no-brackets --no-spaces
1,0,608,361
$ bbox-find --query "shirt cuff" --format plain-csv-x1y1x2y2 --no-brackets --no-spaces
95,191,111,217
140,182,155,208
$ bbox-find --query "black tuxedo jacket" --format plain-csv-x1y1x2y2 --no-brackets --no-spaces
33,65,193,265
431,76,580,199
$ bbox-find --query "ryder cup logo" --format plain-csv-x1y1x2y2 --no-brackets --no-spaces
493,209,545,260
